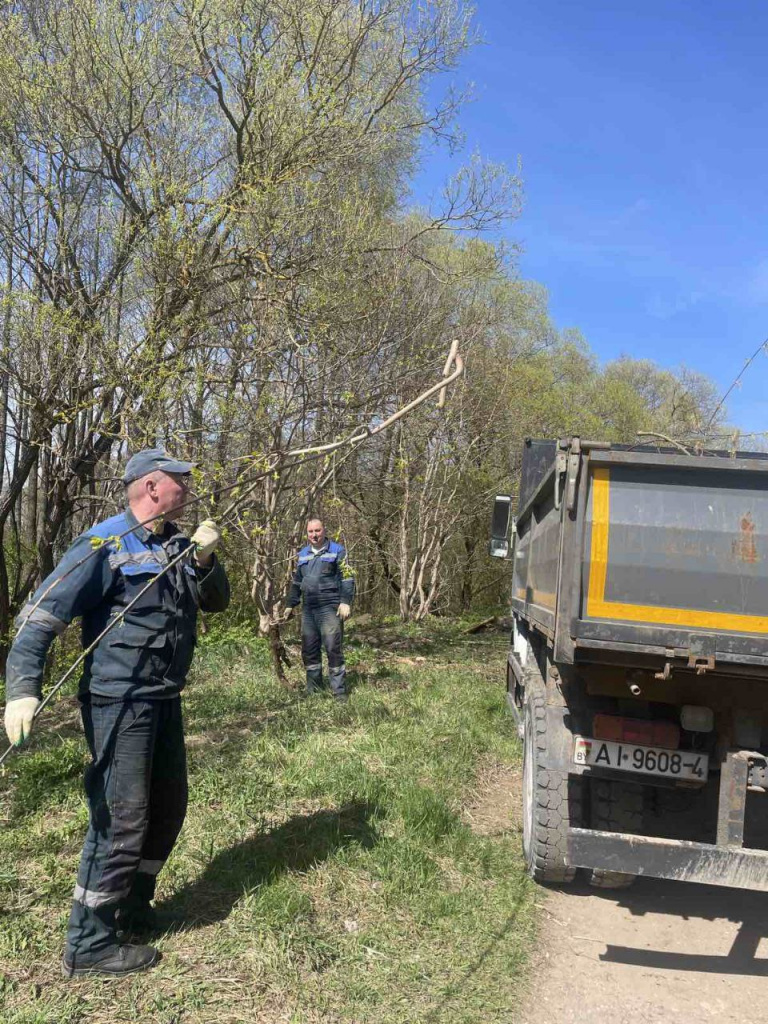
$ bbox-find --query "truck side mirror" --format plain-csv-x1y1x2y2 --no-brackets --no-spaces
489,495,514,558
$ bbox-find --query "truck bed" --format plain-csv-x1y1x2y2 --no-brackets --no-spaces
512,440,768,671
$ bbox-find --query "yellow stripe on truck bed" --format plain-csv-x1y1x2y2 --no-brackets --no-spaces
586,467,768,634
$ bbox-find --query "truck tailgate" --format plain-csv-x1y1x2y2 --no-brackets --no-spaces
577,451,768,664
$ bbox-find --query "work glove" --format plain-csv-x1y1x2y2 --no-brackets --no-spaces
191,520,221,564
337,603,351,621
4,696,41,747
283,606,295,622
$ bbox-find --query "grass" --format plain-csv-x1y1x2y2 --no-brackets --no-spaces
0,617,533,1023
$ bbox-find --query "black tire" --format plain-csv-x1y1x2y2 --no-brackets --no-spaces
522,685,583,884
589,779,643,889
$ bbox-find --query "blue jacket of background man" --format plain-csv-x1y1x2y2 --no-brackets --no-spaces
287,539,354,610
5,508,230,702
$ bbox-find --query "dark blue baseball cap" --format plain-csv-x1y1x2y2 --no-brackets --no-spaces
122,448,195,485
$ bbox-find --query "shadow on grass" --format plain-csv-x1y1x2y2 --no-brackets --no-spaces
347,622,510,664
183,692,379,762
158,800,379,929
184,694,304,743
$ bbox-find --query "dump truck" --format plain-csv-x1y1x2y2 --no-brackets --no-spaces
491,437,768,891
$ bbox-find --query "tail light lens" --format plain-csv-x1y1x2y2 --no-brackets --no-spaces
593,713,680,750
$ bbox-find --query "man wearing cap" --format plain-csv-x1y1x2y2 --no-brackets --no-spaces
3,448,229,978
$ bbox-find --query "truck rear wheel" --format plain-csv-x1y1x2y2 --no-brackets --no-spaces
522,686,582,883
589,779,643,889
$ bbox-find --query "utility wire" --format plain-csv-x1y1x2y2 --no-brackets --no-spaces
1,344,464,766
14,345,463,639
705,337,768,433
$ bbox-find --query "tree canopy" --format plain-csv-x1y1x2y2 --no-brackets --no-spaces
0,0,729,674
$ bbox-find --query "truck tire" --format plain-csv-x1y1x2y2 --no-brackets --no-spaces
589,779,643,890
522,685,582,884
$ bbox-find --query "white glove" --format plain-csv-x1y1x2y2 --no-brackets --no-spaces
337,603,351,621
5,696,41,746
283,606,296,622
191,520,221,565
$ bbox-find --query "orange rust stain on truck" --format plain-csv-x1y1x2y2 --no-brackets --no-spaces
732,513,759,564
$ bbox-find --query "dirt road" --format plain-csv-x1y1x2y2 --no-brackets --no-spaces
520,876,768,1023
469,762,768,1023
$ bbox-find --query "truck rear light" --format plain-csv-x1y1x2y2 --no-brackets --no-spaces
592,713,680,750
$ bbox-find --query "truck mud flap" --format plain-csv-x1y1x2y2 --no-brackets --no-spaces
568,828,768,891
505,691,523,738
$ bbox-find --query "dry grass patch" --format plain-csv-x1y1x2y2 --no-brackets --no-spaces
464,760,523,837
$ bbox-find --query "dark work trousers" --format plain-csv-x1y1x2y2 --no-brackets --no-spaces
65,695,188,962
301,604,346,697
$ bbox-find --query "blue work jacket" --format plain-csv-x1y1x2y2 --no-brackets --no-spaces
6,508,229,701
287,539,354,610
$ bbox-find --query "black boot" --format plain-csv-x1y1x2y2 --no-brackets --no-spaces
62,943,160,978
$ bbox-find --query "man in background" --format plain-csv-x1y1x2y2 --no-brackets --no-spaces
285,518,354,701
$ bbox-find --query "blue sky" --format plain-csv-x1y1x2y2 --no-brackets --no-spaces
412,0,768,433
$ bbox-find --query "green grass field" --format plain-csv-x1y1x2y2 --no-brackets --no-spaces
0,618,533,1023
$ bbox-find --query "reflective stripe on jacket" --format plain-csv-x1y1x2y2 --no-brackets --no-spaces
6,508,230,701
287,539,354,609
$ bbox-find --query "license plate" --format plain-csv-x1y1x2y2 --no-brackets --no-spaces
573,737,708,781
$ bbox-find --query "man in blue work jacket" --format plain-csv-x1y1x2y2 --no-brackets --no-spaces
285,518,354,700
3,449,230,978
